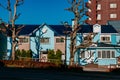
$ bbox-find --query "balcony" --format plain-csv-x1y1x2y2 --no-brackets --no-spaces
85,19,91,24
86,11,91,17
86,2,91,8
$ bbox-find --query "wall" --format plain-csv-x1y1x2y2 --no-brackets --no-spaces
18,36,30,50
30,25,54,57
54,36,65,54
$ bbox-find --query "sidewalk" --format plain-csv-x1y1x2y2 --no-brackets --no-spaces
83,67,110,72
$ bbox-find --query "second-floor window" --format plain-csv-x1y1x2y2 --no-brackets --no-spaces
100,35,111,43
19,38,29,43
40,37,50,44
56,38,64,43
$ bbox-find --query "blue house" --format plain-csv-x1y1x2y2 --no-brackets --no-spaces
66,24,120,67
5,23,120,67
6,24,68,61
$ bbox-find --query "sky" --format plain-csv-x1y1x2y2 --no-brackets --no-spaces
0,0,87,25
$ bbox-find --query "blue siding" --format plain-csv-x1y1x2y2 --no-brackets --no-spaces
30,25,54,57
97,59,116,65
111,34,117,44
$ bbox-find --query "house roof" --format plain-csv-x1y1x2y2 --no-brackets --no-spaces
78,25,93,33
6,24,117,36
49,25,72,36
49,25,117,35
101,25,117,33
16,25,40,36
97,42,120,48
107,20,120,32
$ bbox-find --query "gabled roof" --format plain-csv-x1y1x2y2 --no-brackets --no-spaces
78,25,117,33
17,25,40,36
7,24,117,36
101,25,117,33
49,25,72,36
78,25,93,33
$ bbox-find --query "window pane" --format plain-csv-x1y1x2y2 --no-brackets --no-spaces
102,51,106,58
81,52,85,58
101,36,110,42
40,38,49,44
19,38,28,43
110,3,117,8
97,4,101,10
106,51,110,58
97,14,101,20
111,51,115,58
56,38,64,43
98,51,101,58
110,14,117,18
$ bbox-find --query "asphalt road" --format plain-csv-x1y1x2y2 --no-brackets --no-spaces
0,67,120,80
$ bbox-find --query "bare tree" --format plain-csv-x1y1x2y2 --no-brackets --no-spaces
66,0,97,66
0,0,24,60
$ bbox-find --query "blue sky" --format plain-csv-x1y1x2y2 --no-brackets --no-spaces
0,0,87,25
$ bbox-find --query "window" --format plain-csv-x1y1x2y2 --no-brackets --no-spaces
19,38,28,43
56,38,64,43
100,35,111,43
81,52,85,58
110,14,117,18
40,37,49,44
110,3,117,8
80,51,94,58
97,4,101,10
97,14,101,20
98,50,115,58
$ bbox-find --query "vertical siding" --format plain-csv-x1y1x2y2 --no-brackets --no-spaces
111,34,117,44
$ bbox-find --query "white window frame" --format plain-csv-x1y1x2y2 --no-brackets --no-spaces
97,14,101,20
110,3,117,8
40,37,50,44
56,37,64,43
80,50,94,59
97,4,101,10
98,50,115,59
19,37,29,43
100,35,111,43
110,13,117,18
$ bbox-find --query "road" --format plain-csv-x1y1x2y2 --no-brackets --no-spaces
0,67,120,80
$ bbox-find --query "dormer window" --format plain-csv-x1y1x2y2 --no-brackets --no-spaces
100,35,111,43
93,24,101,33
